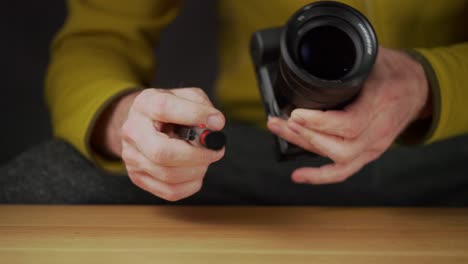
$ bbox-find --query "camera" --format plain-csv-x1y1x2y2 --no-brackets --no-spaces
250,1,378,159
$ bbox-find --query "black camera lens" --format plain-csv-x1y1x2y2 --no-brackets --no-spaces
298,26,356,80
274,1,378,111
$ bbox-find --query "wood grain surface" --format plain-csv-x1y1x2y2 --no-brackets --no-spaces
0,206,467,263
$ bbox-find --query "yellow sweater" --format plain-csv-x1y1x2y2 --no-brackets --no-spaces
46,0,468,172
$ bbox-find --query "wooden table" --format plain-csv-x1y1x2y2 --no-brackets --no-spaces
0,206,467,263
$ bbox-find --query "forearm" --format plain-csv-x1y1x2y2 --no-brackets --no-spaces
45,0,181,172
402,42,468,144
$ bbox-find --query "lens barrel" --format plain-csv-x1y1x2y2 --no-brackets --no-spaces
274,1,378,111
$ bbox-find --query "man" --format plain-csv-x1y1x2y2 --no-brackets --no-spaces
41,0,468,202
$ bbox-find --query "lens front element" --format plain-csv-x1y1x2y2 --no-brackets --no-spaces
275,1,378,111
298,25,356,80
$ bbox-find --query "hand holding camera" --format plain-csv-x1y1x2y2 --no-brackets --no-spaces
251,1,378,157
251,2,431,184
268,47,430,184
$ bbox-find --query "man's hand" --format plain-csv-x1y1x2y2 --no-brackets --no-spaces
92,88,225,201
267,47,431,185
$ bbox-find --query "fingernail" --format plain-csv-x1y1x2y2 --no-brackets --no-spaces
207,114,224,129
291,113,306,125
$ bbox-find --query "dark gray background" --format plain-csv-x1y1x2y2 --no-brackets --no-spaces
1,0,218,165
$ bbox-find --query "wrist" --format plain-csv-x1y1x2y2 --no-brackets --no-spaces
403,50,433,121
91,90,140,159
396,49,434,144
418,86,433,120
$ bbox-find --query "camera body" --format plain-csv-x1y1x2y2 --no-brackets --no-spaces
250,1,378,159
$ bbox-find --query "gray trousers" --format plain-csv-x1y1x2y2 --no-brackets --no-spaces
1,122,468,205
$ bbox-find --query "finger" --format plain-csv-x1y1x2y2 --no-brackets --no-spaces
290,94,374,139
291,151,378,185
287,121,367,164
122,142,208,184
135,89,225,130
129,172,203,202
267,116,320,153
121,113,225,166
171,88,213,106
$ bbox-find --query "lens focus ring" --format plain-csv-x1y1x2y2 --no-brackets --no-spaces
274,1,378,111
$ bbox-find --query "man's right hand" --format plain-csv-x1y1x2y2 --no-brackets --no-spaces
92,88,226,201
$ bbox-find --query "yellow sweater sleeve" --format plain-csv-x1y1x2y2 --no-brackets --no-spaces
45,0,181,173
403,42,468,144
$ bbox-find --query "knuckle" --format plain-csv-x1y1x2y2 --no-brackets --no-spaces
120,148,133,163
162,186,182,202
128,172,145,189
150,147,167,164
195,95,210,105
146,92,171,119
185,87,208,98
132,92,145,105
306,116,324,129
121,122,136,142
191,87,205,96
306,134,322,151
139,88,154,97
307,139,319,153
333,150,356,164
133,89,152,108
190,96,208,106
343,124,362,138
152,92,170,111
198,92,211,103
